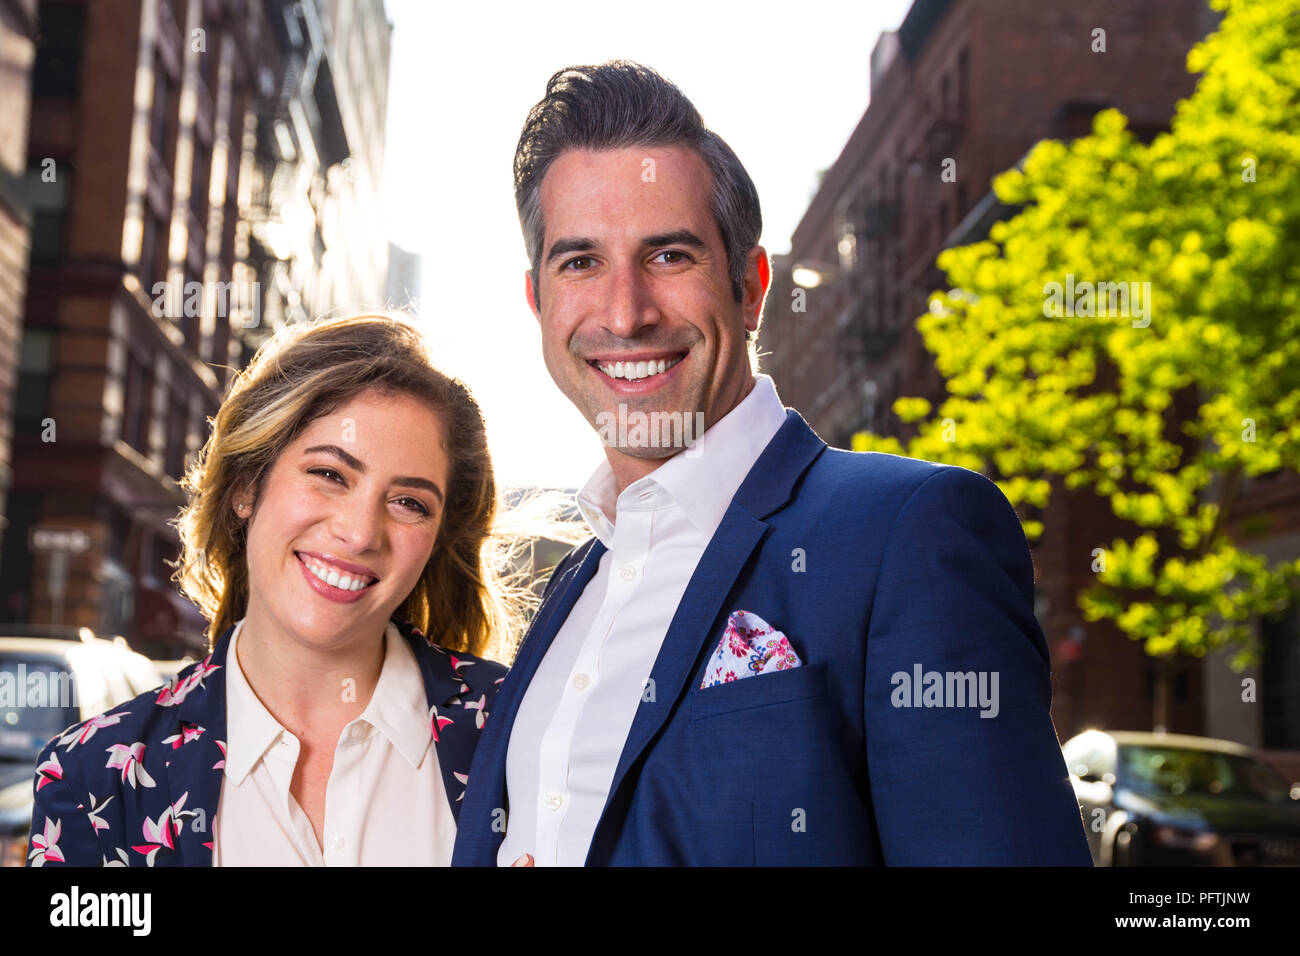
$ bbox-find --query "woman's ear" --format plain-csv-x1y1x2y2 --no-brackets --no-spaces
233,480,258,518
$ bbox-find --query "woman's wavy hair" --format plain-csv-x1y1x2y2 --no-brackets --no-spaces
171,313,570,661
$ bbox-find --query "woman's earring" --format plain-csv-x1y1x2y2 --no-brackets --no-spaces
236,502,250,516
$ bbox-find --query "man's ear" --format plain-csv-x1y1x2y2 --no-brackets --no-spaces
524,269,541,323
743,245,771,333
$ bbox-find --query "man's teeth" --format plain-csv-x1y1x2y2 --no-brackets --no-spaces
596,356,683,380
301,555,374,591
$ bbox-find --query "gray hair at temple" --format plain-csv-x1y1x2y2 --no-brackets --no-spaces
514,60,763,313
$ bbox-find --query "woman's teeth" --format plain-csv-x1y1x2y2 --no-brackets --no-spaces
596,355,683,381
300,555,375,591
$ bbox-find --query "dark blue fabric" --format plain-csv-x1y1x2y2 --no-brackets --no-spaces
454,410,1092,866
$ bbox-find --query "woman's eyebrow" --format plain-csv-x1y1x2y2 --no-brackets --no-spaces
303,444,444,506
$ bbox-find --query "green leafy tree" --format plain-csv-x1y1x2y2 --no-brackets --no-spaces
852,0,1300,719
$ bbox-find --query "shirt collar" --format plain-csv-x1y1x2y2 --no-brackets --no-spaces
222,618,433,785
355,621,434,769
574,373,788,543
222,618,287,786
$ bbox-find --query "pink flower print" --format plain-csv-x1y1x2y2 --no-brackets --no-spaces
726,629,751,656
105,742,156,789
35,752,63,791
429,705,454,743
155,657,220,707
58,711,125,751
213,739,226,771
132,795,188,866
463,694,487,729
28,817,64,866
162,723,205,749
101,848,130,867
86,792,115,833
724,671,737,683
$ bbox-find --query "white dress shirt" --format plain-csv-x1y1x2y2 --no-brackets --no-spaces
212,616,457,866
498,374,789,866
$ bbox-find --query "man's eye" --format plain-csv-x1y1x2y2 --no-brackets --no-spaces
563,256,594,271
654,250,688,264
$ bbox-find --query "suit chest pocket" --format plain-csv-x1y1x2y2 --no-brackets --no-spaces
688,661,827,721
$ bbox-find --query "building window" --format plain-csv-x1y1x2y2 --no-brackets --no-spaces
191,139,212,227
24,162,70,268
151,54,173,164
121,350,153,454
14,328,53,432
32,2,85,97
1262,600,1300,749
165,391,187,478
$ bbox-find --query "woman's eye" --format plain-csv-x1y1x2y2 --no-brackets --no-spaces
394,497,430,517
309,467,344,484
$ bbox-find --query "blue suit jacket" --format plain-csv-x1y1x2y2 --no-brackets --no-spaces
453,410,1092,865
27,619,505,866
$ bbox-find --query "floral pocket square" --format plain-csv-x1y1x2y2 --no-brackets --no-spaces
700,610,802,689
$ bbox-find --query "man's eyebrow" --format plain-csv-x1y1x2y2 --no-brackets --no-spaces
642,230,706,250
302,444,444,506
545,237,597,265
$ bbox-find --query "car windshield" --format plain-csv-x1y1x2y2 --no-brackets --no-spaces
1119,745,1291,800
0,654,80,762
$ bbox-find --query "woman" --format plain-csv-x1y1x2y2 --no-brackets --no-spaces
27,314,532,866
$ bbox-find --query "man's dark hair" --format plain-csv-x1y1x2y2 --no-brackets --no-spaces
514,60,763,310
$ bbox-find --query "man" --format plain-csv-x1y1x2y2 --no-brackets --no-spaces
453,60,1092,865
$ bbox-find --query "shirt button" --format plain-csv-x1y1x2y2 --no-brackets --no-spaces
620,564,637,581
330,836,345,851
543,791,563,811
572,673,591,691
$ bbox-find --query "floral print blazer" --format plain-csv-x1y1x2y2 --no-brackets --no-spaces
26,619,506,866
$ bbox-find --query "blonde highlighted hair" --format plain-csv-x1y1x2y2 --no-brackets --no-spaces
171,313,566,661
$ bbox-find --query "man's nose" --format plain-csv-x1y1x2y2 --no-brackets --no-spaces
602,264,660,339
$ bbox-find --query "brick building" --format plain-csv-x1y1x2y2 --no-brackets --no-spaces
758,0,1300,748
0,0,394,657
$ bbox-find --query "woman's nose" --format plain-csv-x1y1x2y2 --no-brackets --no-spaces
330,495,384,553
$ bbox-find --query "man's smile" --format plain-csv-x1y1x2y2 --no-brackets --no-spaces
587,351,688,393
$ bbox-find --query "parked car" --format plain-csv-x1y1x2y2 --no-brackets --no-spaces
0,632,164,866
1065,729,1300,866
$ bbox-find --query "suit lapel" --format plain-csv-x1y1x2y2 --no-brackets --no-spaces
164,625,233,867
587,410,827,862
454,538,606,862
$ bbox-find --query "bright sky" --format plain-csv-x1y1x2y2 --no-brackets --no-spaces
380,0,914,489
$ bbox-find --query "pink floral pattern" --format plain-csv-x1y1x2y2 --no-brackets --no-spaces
57,711,124,751
700,610,803,689
106,742,157,789
28,817,63,866
35,752,63,791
